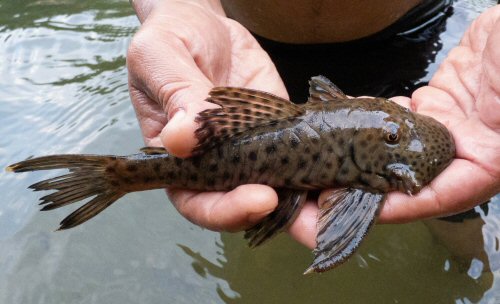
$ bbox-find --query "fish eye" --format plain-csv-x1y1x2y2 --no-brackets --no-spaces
387,133,399,142
384,122,401,144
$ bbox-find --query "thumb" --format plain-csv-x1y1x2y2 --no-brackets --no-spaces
159,85,218,158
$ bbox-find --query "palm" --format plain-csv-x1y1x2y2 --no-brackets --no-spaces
127,1,286,231
378,7,500,222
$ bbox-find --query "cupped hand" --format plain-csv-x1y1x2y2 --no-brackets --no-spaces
127,0,287,232
291,6,500,249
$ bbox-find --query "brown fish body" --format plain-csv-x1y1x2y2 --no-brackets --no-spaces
7,76,455,273
119,97,452,194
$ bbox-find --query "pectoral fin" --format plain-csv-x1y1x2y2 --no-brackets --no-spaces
245,189,308,248
304,188,385,274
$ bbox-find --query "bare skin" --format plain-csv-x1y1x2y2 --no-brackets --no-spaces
128,0,500,249
220,0,422,43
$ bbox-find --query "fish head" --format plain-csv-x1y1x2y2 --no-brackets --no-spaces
352,101,455,195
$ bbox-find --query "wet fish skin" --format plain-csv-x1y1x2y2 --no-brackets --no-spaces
7,75,455,273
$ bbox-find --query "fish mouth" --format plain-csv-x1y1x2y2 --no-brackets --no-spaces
386,163,422,196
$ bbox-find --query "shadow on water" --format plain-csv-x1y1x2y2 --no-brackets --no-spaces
180,210,497,303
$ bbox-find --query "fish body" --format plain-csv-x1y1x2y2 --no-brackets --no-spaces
7,76,455,273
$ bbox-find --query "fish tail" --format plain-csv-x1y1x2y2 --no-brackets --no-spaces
7,155,126,230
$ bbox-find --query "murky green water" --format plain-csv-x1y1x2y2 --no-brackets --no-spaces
1,1,499,303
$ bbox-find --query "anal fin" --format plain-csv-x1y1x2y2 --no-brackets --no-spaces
304,188,385,274
245,189,308,248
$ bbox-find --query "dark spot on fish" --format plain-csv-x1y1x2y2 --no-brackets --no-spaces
312,153,320,161
167,171,175,179
248,151,257,161
239,172,247,181
359,140,368,148
258,166,267,174
175,158,182,166
153,163,161,173
144,176,153,183
298,159,307,169
233,114,241,120
284,178,292,185
340,167,349,176
123,177,133,184
192,157,202,169
301,177,311,184
232,154,241,164
366,134,374,141
232,121,241,127
304,147,311,153
338,138,345,146
126,164,138,172
207,179,215,187
266,144,277,154
326,162,333,169
281,157,289,165
110,180,120,187
209,163,218,171
290,137,299,148
243,108,252,115
223,171,230,180
105,166,115,173
189,174,198,182
327,146,334,153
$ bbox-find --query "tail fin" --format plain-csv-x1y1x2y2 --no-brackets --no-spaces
7,155,124,230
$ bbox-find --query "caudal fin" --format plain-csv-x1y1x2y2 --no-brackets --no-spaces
7,155,124,230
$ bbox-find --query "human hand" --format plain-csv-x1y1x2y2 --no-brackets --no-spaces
127,0,287,231
291,6,500,249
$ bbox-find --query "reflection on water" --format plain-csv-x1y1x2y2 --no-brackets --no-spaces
0,0,499,303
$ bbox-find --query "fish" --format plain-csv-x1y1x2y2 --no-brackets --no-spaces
6,76,455,274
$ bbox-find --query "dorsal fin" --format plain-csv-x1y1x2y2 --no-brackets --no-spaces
193,87,304,155
308,75,347,102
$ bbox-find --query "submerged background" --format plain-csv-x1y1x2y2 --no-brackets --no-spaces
1,0,499,303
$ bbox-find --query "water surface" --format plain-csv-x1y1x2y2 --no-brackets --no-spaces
1,1,499,303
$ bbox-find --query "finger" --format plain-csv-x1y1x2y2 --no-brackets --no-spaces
478,16,500,131
131,0,160,23
287,200,318,249
388,96,411,109
167,185,278,232
129,85,168,146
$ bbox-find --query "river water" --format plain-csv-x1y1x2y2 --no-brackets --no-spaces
1,1,499,303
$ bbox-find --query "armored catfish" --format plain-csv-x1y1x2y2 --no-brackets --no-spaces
7,76,455,273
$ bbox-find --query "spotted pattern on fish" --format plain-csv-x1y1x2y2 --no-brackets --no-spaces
7,75,455,274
